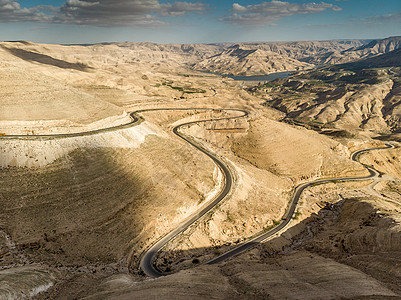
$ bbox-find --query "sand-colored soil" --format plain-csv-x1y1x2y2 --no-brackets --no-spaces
0,41,399,299
80,250,397,299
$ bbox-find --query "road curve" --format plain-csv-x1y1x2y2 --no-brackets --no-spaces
0,108,247,140
1,110,394,278
0,107,248,277
137,108,248,277
206,143,395,265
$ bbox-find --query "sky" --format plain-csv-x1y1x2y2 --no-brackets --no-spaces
0,0,400,44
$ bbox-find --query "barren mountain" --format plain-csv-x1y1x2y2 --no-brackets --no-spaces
0,39,372,80
108,40,367,76
193,40,365,76
335,47,401,70
0,43,135,135
193,44,313,76
240,40,365,59
302,36,401,65
249,64,401,136
0,40,400,299
112,42,224,65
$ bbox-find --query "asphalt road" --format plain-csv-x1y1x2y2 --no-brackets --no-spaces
2,109,394,278
206,143,394,265
137,108,248,277
0,107,248,277
0,108,247,141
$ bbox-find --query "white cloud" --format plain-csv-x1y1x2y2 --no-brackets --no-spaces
160,1,209,17
232,3,247,13
66,0,100,7
223,1,342,26
55,0,209,26
0,0,54,22
0,0,209,27
360,11,401,24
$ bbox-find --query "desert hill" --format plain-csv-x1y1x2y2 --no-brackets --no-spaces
193,44,314,76
351,36,401,54
302,36,401,65
0,38,380,80
0,43,128,134
74,39,370,76
193,40,365,75
335,47,401,70
0,41,222,134
0,39,400,299
13,37,390,78
252,65,401,135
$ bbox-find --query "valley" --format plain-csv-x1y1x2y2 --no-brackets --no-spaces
0,36,400,299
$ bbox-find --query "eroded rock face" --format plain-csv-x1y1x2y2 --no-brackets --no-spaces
193,45,314,76
75,251,398,299
299,198,401,295
193,40,366,76
1,40,400,299
254,67,401,135
0,267,56,299
302,36,401,65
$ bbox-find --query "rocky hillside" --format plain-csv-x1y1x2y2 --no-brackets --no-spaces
110,40,366,76
302,36,401,65
193,44,314,76
335,47,401,70
249,65,401,135
124,38,399,76
193,40,365,76
114,42,224,65
9,38,398,77
84,39,369,76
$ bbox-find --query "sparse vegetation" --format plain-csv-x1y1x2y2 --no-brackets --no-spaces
226,211,235,223
272,219,280,226
162,81,206,93
192,258,200,264
2,37,401,300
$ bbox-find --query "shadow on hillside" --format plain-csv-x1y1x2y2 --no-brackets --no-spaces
1,46,92,71
145,198,400,293
0,147,155,268
374,133,401,143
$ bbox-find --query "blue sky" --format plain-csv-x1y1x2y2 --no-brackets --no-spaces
0,0,400,44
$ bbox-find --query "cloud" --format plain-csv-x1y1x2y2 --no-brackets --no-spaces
161,1,208,17
222,1,342,26
360,11,401,24
0,0,53,22
55,0,209,26
66,0,100,8
0,0,209,26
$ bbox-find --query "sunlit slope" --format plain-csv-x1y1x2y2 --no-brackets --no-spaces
302,36,401,65
257,67,401,134
152,113,368,273
0,124,216,268
0,44,127,134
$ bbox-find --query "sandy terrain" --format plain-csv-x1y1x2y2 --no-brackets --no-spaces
303,36,401,65
0,40,399,299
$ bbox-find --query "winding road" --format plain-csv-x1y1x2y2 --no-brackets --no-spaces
206,143,394,265
1,108,394,279
0,107,248,277
134,108,248,278
136,111,393,275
